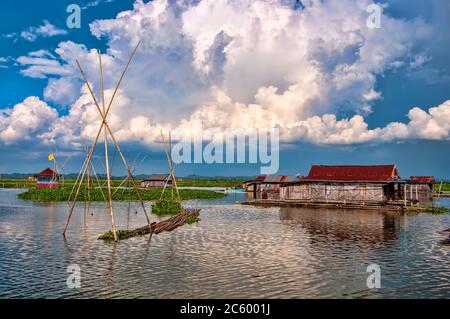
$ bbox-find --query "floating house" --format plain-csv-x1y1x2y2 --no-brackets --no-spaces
244,175,300,200
279,165,434,205
281,165,400,203
140,174,172,188
35,168,60,189
243,176,265,193
408,176,436,201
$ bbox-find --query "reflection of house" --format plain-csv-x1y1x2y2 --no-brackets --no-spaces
35,168,60,189
140,174,172,188
279,207,398,243
280,165,434,205
244,175,300,200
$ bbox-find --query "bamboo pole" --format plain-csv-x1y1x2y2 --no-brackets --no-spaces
83,139,107,202
88,160,107,202
67,154,89,204
160,130,181,201
85,164,91,216
170,132,173,200
159,174,172,201
404,184,407,207
100,52,118,242
63,41,141,236
438,181,443,199
63,126,104,235
104,122,152,227
415,184,419,207
158,133,176,201
113,154,137,195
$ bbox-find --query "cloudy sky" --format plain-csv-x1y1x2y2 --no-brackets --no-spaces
0,0,449,178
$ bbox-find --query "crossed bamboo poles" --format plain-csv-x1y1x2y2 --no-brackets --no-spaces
159,130,181,201
63,41,152,241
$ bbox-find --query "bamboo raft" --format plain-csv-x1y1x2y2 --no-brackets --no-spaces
99,208,200,241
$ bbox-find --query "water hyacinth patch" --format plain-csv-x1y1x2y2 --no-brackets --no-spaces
18,187,225,202
151,199,183,216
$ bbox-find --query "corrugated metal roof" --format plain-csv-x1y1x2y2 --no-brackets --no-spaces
285,175,301,183
35,167,58,177
263,175,287,183
410,176,435,184
245,175,301,184
302,165,399,182
144,174,171,181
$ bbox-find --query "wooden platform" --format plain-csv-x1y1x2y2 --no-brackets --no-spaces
239,199,406,212
433,193,450,198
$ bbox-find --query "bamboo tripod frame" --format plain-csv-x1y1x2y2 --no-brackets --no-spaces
63,41,152,241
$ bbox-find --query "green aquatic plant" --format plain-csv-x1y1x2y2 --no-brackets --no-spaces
17,186,225,202
151,199,183,216
98,230,135,240
185,215,200,224
421,205,450,215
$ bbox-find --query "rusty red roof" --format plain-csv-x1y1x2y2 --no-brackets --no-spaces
35,167,59,177
410,176,435,184
302,165,400,182
244,175,300,184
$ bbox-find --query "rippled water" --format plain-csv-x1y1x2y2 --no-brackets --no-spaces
0,188,448,299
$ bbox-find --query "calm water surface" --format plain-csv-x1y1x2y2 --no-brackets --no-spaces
0,189,448,298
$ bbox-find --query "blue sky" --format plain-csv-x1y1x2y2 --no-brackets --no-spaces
0,0,449,178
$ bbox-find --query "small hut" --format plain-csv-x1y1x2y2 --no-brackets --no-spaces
410,176,435,187
245,175,300,200
280,165,434,205
140,174,172,188
409,176,435,201
243,176,265,193
35,168,60,189
281,165,401,203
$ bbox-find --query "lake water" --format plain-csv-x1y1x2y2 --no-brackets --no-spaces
0,188,448,299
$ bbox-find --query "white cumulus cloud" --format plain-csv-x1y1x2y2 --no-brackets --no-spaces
0,97,58,144
3,0,449,149
20,20,68,42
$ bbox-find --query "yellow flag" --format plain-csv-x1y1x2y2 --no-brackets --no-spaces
48,153,54,161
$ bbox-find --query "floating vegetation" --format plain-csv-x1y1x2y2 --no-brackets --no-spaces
98,230,136,240
407,205,450,215
421,205,450,215
151,199,183,216
18,187,225,202
185,215,200,224
178,178,245,188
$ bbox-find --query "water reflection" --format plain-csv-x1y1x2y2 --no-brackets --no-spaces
0,189,448,299
279,207,399,243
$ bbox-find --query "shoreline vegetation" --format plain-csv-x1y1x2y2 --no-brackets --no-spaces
0,178,246,189
18,186,226,202
1,178,450,194
0,178,242,202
